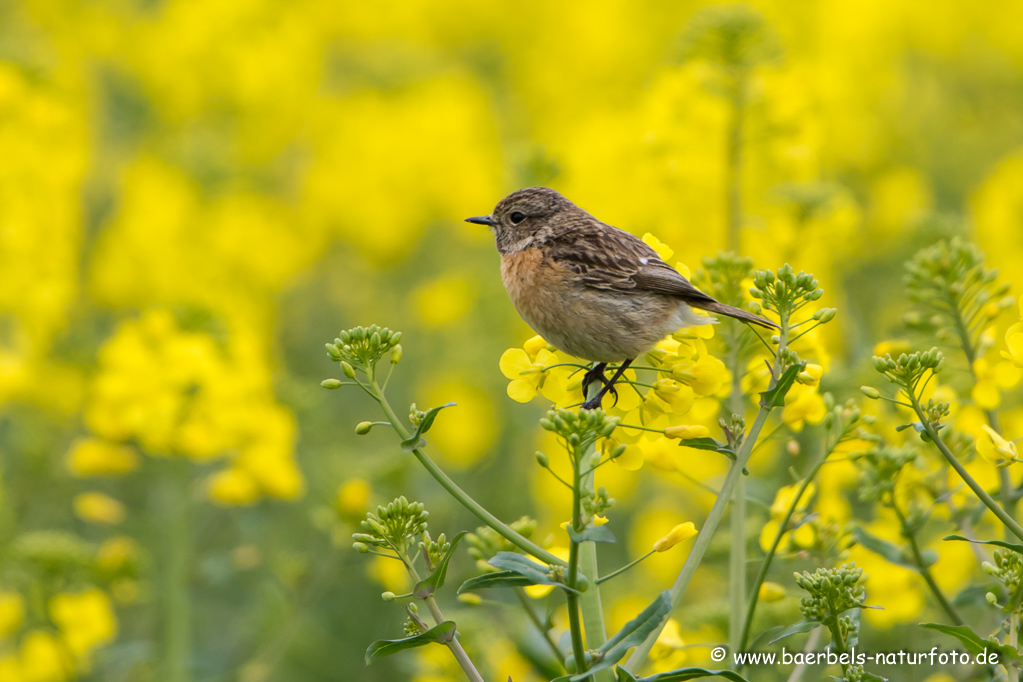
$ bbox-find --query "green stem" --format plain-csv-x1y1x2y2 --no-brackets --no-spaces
891,501,964,626
912,397,1023,542
370,375,566,567
596,551,656,585
566,448,589,678
728,332,747,668
625,320,789,673
160,459,192,682
1010,615,1020,682
825,618,849,676
576,385,614,682
514,587,565,670
406,563,484,682
740,435,842,658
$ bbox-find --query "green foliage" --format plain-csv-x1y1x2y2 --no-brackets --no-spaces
365,620,457,664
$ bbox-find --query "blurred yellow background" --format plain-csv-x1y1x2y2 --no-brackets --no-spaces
3,0,1023,680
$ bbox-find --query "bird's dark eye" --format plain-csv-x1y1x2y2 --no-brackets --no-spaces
510,211,526,224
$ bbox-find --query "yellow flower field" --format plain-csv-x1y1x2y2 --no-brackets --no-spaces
3,1,1023,680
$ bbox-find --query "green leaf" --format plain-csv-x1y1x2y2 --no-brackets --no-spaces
943,534,1023,555
400,402,456,452
620,668,752,681
852,527,917,569
567,591,671,680
768,618,820,644
758,362,805,408
413,531,467,599
567,525,616,544
488,552,579,594
675,437,734,457
365,621,457,664
457,570,545,594
920,623,1019,664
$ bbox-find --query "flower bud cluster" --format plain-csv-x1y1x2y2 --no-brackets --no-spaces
403,617,425,637
871,348,943,395
750,264,824,318
583,486,615,517
983,548,1023,608
352,496,429,556
419,531,450,570
326,325,402,374
540,408,620,454
794,563,866,624
906,239,1008,313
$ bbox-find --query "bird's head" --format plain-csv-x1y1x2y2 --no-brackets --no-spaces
466,187,575,253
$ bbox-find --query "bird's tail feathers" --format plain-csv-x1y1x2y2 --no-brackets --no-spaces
694,301,779,329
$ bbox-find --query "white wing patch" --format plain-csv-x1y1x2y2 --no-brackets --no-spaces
671,302,717,329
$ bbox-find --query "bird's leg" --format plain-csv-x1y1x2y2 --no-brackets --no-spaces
581,359,633,411
580,363,608,398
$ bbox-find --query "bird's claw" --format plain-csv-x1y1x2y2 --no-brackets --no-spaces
580,363,621,410
580,363,609,398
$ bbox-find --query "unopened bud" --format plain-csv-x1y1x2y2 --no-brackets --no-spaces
341,361,356,379
860,386,880,399
321,379,343,389
356,421,373,435
535,452,549,468
381,591,396,602
391,345,403,364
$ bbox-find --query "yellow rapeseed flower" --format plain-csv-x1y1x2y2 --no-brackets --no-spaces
65,439,138,477
653,522,698,552
1002,300,1023,367
336,479,371,518
971,356,1022,410
73,493,125,526
49,588,117,668
206,468,260,507
664,424,710,440
499,347,565,403
0,591,25,638
758,582,787,602
781,384,827,432
976,425,1018,466
19,630,71,682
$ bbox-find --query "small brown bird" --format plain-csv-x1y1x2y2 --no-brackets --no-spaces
467,187,777,410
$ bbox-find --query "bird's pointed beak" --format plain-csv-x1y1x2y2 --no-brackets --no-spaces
465,215,496,226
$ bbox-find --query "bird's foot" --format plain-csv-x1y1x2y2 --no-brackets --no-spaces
580,395,603,411
580,363,609,397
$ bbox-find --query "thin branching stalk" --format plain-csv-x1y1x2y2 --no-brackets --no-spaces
911,395,1023,542
625,320,790,673
367,372,567,567
406,563,484,682
890,500,963,626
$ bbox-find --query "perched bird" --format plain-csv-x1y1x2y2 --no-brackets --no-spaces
467,187,777,410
